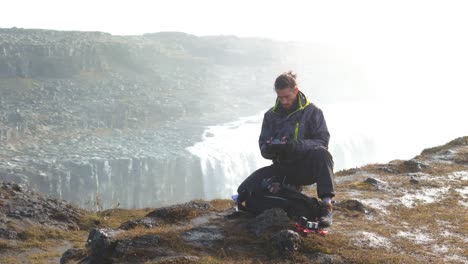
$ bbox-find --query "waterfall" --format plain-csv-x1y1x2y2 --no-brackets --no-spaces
2,101,466,209
187,101,468,197
186,115,271,200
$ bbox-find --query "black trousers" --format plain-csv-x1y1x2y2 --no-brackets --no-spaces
255,147,335,199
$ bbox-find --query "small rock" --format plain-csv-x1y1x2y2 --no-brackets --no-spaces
182,226,224,247
113,234,162,258
335,200,369,214
271,229,302,251
364,178,380,187
249,208,290,237
156,256,200,263
0,227,18,239
404,159,429,172
306,252,347,264
378,166,398,174
146,201,212,222
86,228,122,264
410,176,419,184
60,248,87,264
119,217,157,230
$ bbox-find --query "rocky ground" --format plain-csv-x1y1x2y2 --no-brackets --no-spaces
0,136,466,264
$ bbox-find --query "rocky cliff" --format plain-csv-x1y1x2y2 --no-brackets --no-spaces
0,28,371,210
0,28,300,209
0,137,466,263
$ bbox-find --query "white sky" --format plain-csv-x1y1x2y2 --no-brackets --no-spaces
2,0,468,103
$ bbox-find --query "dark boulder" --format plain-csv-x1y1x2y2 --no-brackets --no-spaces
335,200,369,214
403,159,429,173
146,201,213,223
249,208,290,237
60,248,87,264
86,228,122,264
113,234,166,259
119,217,158,230
270,229,303,251
182,226,224,247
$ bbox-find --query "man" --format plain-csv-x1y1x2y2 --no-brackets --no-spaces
258,71,335,227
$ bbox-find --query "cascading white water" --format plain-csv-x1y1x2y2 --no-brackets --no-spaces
186,115,271,200
187,101,468,200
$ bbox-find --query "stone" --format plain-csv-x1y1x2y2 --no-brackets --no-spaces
378,166,399,174
410,176,419,184
0,227,18,239
270,229,303,251
335,200,369,214
182,226,224,247
249,208,290,237
306,252,347,264
113,234,164,258
364,177,380,187
119,217,158,230
60,248,87,264
146,201,213,223
86,228,123,264
404,159,429,173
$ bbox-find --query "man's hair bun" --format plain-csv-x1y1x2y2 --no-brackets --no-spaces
275,70,297,90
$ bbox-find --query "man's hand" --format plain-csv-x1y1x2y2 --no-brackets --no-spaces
269,182,281,193
266,137,288,157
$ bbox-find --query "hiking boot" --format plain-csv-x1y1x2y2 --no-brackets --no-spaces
318,203,333,228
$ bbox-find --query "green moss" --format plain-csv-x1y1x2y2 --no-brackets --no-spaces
348,181,379,191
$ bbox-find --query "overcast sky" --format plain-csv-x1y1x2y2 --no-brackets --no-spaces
1,0,466,43
2,0,468,103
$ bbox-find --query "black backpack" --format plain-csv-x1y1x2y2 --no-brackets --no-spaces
236,169,321,220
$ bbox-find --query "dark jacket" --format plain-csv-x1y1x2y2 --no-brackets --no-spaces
259,91,330,163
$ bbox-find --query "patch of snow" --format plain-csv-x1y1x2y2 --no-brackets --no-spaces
444,254,468,264
431,244,449,254
439,230,468,243
360,199,390,214
419,171,468,183
455,187,468,196
399,187,450,208
335,172,380,184
455,186,468,207
396,230,434,245
352,231,393,249
451,171,468,181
